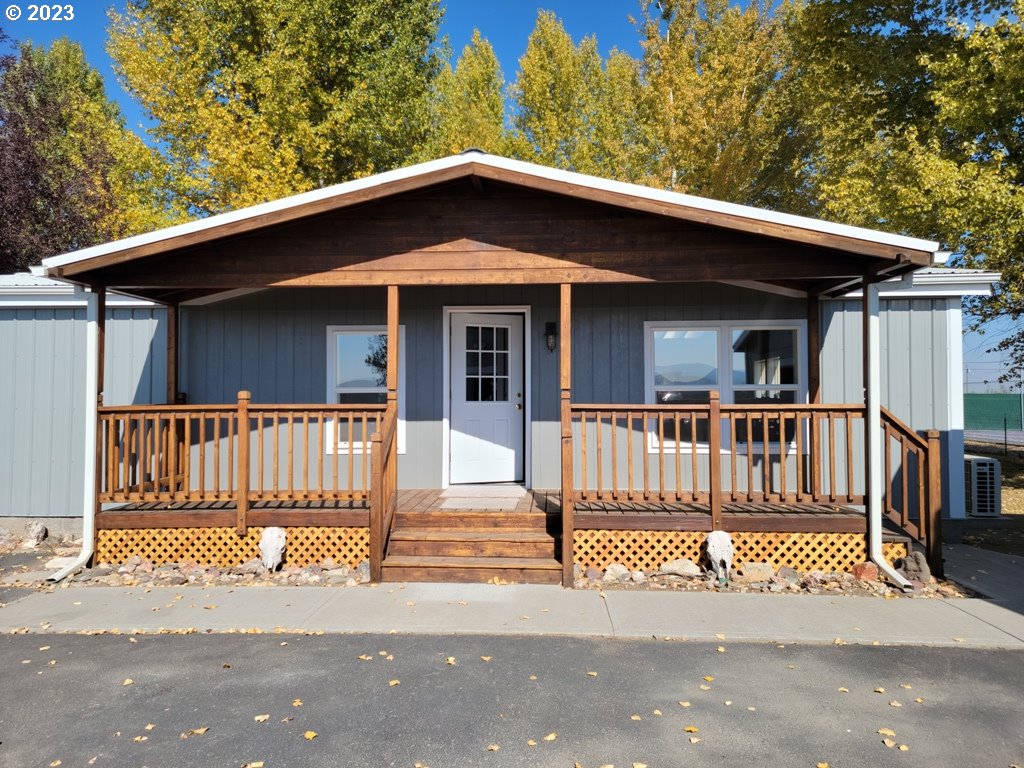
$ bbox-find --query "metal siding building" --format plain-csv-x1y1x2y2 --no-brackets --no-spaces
0,274,165,519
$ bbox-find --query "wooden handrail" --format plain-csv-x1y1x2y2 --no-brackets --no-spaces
98,399,385,508
368,403,399,583
880,406,929,450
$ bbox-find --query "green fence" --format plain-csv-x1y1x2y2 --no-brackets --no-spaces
964,393,1024,430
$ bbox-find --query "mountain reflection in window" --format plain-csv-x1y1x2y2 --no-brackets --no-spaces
335,333,387,389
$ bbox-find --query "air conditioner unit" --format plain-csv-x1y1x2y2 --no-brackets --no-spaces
964,455,1002,518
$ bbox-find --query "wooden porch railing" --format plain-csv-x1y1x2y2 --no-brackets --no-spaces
368,403,399,582
564,394,943,574
97,393,387,533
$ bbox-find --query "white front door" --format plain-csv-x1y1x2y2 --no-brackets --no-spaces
450,312,525,484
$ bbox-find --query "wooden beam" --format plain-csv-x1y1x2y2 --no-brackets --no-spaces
560,283,574,587
807,294,821,404
95,287,106,406
166,302,179,404
386,285,399,397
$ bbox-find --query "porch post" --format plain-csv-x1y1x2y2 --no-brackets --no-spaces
863,281,910,587
807,294,820,404
386,284,399,481
96,287,106,405
166,302,179,404
560,283,575,587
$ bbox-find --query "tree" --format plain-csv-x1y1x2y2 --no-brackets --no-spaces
108,0,444,214
508,11,649,180
420,30,507,159
637,0,800,204
0,35,175,273
786,0,1023,382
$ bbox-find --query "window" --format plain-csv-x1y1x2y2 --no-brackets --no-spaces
645,321,805,450
464,323,511,402
325,325,405,453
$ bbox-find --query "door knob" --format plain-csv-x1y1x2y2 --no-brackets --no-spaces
515,403,523,411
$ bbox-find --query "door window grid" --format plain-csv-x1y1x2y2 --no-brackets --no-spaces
465,324,510,402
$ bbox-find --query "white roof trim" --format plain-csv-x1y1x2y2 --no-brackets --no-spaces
42,152,940,271
841,268,999,298
0,272,158,306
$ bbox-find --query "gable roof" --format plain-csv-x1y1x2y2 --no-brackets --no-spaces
43,151,940,282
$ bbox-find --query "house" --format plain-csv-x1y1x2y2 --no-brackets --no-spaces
1,151,999,586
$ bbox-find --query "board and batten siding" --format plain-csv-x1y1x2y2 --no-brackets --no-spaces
821,297,964,517
0,307,166,518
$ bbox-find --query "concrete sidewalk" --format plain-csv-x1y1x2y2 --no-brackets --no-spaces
2,581,1023,648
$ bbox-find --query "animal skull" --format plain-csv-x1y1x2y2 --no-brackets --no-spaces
259,527,287,572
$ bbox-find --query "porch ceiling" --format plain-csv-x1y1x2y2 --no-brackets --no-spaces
43,153,938,304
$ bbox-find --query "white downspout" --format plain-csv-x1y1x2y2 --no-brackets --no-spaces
49,287,99,582
864,281,911,590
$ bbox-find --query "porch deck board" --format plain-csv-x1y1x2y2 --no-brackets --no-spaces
97,488,865,534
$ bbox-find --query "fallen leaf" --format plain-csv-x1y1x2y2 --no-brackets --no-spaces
481,656,493,662
747,706,756,711
630,714,642,721
519,615,530,620
703,675,715,682
486,744,500,752
817,764,829,768
724,700,732,706
679,701,691,708
883,738,896,748
914,697,924,703
203,605,217,610
699,684,711,691
50,762,61,767
133,736,148,743
254,714,270,723
889,700,902,708
834,637,846,645
900,683,912,690
878,728,896,737
304,730,317,741
122,678,134,686
652,709,662,716
716,646,726,653
529,675,538,681
688,736,701,744
281,717,293,723
280,641,288,646
838,687,849,693
446,657,457,666
684,726,699,733
292,699,303,707
543,732,557,741
633,763,648,768
144,724,155,731
242,763,266,768
586,671,598,677
389,679,400,686
898,745,909,752
358,654,373,661
39,645,50,651
874,687,885,694
527,739,537,747
715,633,725,640
406,601,415,607
953,637,965,643
222,663,231,669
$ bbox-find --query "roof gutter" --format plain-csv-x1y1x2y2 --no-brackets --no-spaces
48,286,99,583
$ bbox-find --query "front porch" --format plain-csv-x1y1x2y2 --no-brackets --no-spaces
91,395,928,582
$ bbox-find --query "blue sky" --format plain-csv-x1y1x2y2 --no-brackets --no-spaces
1,0,1014,384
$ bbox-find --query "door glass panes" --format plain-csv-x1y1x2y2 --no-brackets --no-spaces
465,324,510,402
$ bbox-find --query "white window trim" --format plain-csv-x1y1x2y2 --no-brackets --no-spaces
643,319,808,454
325,325,406,454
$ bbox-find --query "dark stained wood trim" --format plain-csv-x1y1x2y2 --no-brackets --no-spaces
807,294,821,404
96,508,370,529
166,302,178,404
95,286,106,406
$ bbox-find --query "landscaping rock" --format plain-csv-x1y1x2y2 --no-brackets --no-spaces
355,561,370,582
895,551,931,582
0,527,17,552
850,562,879,582
631,570,647,583
238,558,265,575
603,563,631,582
777,566,800,582
659,558,702,578
733,562,775,583
585,566,602,581
22,522,48,548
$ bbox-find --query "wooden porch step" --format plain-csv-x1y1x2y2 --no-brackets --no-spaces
387,528,556,558
395,511,552,530
381,555,562,584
